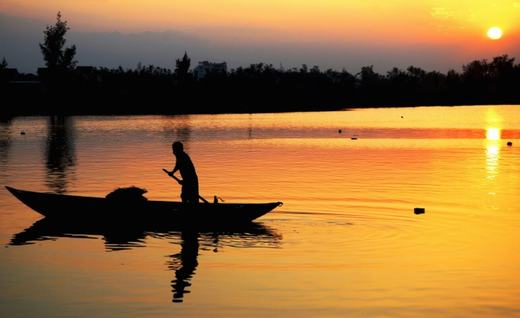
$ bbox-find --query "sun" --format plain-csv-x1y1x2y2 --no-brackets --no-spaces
487,27,503,40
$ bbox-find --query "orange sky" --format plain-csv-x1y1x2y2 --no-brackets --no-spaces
2,0,519,42
0,0,519,72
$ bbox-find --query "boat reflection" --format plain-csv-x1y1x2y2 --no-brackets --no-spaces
9,217,281,303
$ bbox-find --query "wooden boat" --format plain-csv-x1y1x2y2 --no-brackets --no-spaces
5,186,282,224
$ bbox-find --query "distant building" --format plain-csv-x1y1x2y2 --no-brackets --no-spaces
193,61,227,79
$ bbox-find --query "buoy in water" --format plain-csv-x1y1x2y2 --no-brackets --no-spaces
338,129,342,134
507,141,513,146
20,131,26,135
414,207,425,214
351,136,358,140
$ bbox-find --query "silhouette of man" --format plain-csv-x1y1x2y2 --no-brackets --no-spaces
167,141,199,203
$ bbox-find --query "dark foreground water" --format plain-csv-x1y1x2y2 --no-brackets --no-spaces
1,106,519,317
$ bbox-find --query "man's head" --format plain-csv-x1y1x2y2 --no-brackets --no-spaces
172,141,184,155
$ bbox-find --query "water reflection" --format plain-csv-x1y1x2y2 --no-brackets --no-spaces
485,128,501,180
9,218,281,303
248,114,253,139
0,118,11,169
486,127,501,141
486,143,500,179
168,231,199,303
45,116,76,193
162,115,192,147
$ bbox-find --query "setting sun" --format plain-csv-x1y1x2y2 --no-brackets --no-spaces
487,27,503,40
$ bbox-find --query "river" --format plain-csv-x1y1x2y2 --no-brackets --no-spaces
1,105,519,317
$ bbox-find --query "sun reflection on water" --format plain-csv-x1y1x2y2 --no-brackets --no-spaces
485,128,501,180
486,127,501,140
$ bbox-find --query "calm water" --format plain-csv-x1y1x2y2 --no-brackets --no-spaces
1,106,520,317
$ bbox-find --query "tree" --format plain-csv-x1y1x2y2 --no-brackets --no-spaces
39,12,77,70
357,65,381,85
175,52,191,78
488,55,515,79
0,57,7,69
462,59,489,80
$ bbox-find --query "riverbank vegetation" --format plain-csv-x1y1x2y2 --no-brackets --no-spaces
1,13,519,116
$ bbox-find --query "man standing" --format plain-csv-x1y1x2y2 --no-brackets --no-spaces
167,141,199,203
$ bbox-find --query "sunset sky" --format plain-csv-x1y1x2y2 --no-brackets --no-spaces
1,0,519,73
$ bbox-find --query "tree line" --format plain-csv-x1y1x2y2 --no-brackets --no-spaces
1,12,519,115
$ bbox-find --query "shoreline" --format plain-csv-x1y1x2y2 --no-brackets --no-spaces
2,54,520,117
2,103,518,118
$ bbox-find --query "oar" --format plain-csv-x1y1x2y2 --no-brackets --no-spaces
162,168,209,203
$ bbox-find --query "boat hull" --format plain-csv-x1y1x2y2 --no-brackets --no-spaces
5,186,282,224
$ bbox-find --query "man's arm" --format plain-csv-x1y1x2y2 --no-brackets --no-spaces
173,155,182,174
164,165,178,177
163,168,183,184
